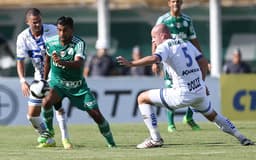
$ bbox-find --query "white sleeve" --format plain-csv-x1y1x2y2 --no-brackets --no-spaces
16,34,27,59
187,42,202,60
75,41,86,60
154,43,170,62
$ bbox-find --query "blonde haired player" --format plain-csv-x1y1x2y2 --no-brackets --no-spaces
117,24,254,148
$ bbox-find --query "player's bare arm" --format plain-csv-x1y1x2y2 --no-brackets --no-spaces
190,38,202,53
116,55,160,67
17,60,30,97
196,57,208,81
151,41,161,75
44,54,51,80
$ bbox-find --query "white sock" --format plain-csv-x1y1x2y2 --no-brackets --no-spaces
213,114,245,140
55,110,69,140
138,103,161,141
27,115,47,134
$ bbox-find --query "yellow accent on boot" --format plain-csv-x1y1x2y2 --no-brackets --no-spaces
167,125,176,132
62,138,73,149
37,138,56,148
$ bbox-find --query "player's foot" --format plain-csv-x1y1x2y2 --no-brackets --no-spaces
107,143,117,148
37,131,54,143
62,138,73,149
136,137,164,149
167,125,176,132
183,117,201,131
37,138,56,148
240,138,254,146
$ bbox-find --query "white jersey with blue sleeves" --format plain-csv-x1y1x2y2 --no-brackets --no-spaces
16,24,57,80
154,39,205,93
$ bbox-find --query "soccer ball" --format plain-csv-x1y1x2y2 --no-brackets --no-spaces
30,80,50,98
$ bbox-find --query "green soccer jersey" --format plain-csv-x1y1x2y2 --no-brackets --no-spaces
46,35,89,95
156,12,196,41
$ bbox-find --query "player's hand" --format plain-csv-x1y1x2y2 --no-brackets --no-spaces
52,52,62,65
152,41,157,53
116,56,132,67
21,82,30,97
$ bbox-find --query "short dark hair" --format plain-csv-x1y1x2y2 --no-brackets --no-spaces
57,16,74,29
25,8,41,18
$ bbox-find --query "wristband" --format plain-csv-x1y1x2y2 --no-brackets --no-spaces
20,78,26,83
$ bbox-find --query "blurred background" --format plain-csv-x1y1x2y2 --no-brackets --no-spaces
0,0,255,76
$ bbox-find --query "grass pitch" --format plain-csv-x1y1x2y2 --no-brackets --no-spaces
0,121,255,160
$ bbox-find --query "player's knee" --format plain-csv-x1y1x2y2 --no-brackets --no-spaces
204,110,217,121
54,101,62,111
137,91,150,104
42,96,53,110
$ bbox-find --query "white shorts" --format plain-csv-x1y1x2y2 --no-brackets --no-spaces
28,93,42,106
148,87,213,115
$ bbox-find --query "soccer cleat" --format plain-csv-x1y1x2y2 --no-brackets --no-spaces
108,142,117,148
167,125,176,132
37,131,54,143
183,117,201,131
240,138,254,146
62,138,73,149
136,137,164,149
107,143,117,148
37,138,56,148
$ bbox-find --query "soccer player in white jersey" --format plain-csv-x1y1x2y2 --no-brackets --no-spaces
116,24,254,149
16,8,71,149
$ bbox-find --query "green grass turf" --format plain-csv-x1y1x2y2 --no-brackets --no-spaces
0,121,255,160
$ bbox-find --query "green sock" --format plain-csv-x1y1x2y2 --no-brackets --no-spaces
167,109,175,127
98,120,116,146
185,107,193,121
42,107,54,133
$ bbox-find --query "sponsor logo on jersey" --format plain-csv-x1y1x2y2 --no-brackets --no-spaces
67,48,74,55
182,68,200,76
60,51,66,57
84,100,97,107
183,21,188,27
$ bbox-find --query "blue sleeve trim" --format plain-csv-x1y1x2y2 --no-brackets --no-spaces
154,54,162,62
195,55,203,60
16,57,25,60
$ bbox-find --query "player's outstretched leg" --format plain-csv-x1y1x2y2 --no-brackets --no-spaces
27,114,55,147
35,106,56,148
204,110,254,146
137,103,163,149
54,102,73,150
183,107,200,131
87,109,116,148
97,119,116,148
42,107,55,137
55,109,72,149
27,115,47,135
166,109,176,132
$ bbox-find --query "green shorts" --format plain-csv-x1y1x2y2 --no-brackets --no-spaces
53,85,98,111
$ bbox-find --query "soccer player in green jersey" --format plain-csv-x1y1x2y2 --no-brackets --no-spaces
152,0,202,132
42,16,116,148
